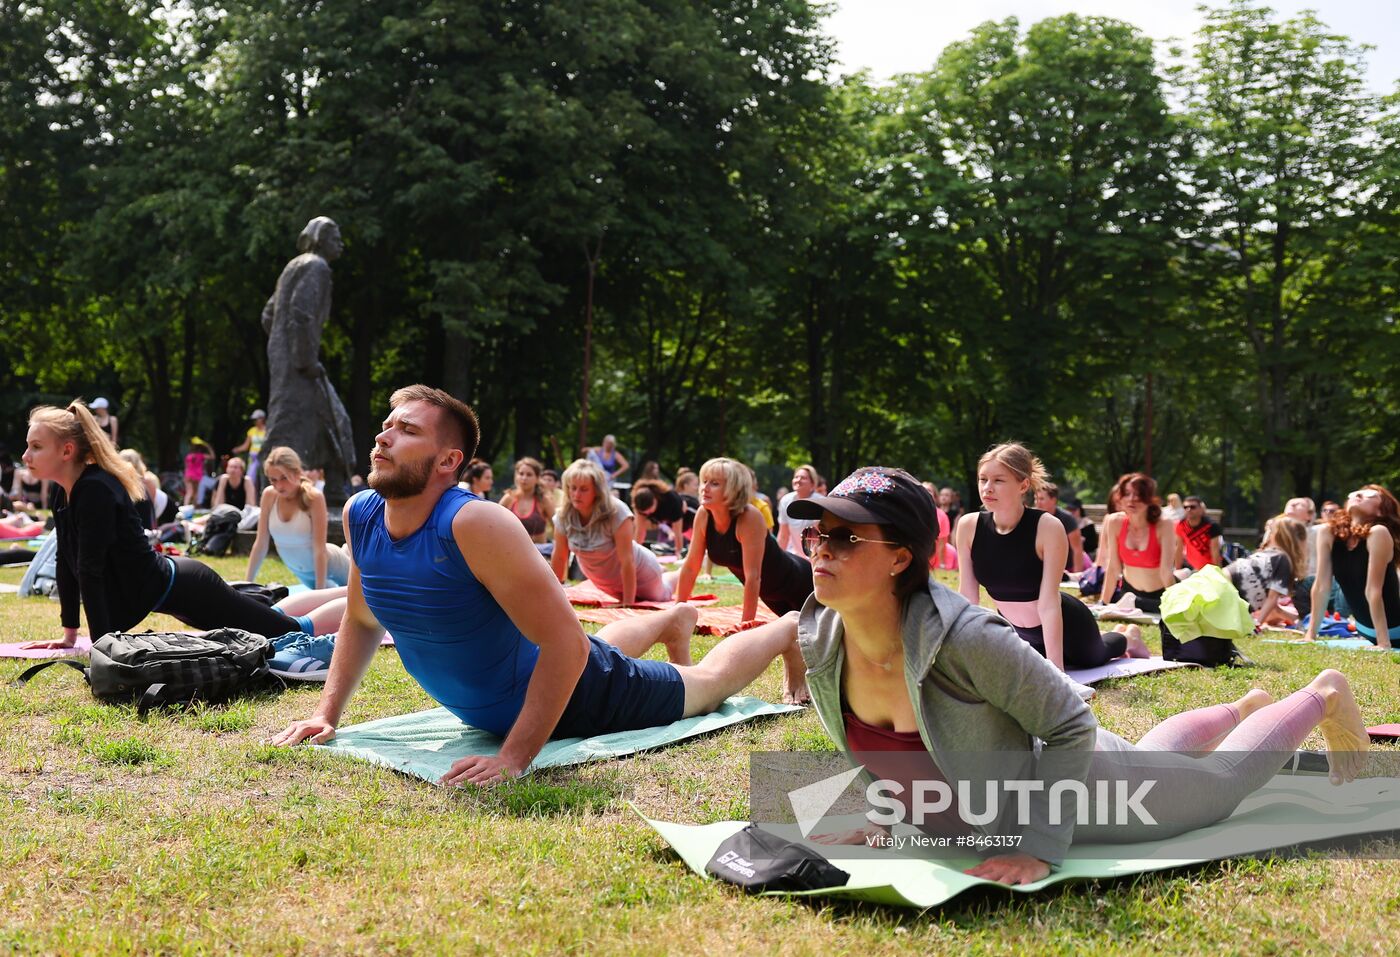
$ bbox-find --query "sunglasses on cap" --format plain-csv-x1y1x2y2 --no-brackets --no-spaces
801,525,900,559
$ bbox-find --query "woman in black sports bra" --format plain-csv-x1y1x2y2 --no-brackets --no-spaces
674,457,813,621
956,443,1148,672
1306,484,1400,649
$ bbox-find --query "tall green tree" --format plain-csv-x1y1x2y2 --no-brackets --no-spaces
1177,0,1387,515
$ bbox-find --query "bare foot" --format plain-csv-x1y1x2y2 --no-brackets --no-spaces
1233,688,1274,720
660,604,698,666
1119,624,1150,659
781,645,810,705
1309,670,1368,785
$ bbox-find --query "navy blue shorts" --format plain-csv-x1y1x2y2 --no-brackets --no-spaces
553,635,685,738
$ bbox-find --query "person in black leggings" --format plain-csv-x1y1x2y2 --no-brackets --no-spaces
956,443,1148,672
674,457,813,622
18,402,332,651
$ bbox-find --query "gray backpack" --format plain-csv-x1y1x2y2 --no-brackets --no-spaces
13,628,279,714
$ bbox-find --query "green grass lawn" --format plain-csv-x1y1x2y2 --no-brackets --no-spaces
1,558,1397,954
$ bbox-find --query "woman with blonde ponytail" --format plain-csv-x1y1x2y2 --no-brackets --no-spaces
956,442,1149,672
19,401,337,650
246,446,350,590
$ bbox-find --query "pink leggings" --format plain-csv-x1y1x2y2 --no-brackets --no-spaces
1077,691,1327,843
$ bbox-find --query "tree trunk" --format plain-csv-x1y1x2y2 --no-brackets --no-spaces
350,293,375,477
805,282,828,479
577,236,603,452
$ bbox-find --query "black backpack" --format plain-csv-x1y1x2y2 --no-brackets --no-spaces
191,505,243,557
705,824,850,893
13,628,280,714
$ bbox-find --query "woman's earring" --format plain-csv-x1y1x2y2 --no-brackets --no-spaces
889,570,897,577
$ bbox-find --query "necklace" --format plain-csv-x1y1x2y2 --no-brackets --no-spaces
853,640,901,671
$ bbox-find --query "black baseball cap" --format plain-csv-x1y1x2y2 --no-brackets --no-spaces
787,466,936,554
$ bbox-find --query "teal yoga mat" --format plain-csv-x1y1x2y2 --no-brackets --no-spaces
641,774,1400,908
315,695,801,782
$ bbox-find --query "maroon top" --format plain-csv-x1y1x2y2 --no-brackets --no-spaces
843,711,970,837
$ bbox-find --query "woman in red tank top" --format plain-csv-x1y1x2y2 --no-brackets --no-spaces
1100,472,1177,604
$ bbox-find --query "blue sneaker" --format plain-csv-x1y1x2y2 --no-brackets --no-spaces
269,633,336,682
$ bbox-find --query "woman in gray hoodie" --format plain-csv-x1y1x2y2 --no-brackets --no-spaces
790,466,1370,886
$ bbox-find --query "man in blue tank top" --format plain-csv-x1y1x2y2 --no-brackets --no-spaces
273,385,807,784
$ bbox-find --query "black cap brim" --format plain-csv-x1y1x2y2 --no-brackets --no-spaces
787,494,882,525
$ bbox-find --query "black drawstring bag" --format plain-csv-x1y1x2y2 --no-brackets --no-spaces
705,825,849,893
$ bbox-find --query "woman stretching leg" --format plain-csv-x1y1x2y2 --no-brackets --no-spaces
791,467,1369,885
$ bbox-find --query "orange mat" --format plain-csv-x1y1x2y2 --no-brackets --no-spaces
564,580,718,609
574,602,777,637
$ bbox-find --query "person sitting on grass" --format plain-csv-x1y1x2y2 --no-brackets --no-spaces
0,511,47,538
212,456,256,511
956,443,1149,673
1175,495,1223,571
118,448,177,529
1226,516,1307,627
792,466,1369,885
674,457,814,627
1033,481,1084,573
272,385,810,780
18,402,345,650
551,459,673,604
1304,485,1400,649
631,476,693,558
461,458,494,500
246,446,351,591
499,456,557,554
1099,472,1188,651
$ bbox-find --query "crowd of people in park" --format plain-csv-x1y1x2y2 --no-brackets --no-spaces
4,386,1393,888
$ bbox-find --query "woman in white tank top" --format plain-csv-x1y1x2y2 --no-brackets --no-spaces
246,447,350,590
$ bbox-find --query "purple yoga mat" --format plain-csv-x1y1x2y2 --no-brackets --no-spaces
0,636,93,659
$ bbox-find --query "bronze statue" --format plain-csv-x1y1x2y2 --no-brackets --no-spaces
261,217,357,500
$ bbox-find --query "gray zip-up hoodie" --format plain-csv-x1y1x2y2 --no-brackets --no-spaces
797,578,1098,865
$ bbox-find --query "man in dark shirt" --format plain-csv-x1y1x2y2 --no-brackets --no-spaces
1034,483,1083,572
1175,496,1223,570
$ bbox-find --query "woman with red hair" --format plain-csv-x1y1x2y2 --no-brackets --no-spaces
1305,485,1400,649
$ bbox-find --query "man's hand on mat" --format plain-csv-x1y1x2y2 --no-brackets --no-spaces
965,853,1050,886
735,619,766,632
270,717,337,746
440,753,526,787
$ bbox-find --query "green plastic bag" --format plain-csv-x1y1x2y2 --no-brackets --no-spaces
1160,564,1255,641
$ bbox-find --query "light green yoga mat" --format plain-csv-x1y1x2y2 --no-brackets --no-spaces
641,774,1400,908
315,695,801,782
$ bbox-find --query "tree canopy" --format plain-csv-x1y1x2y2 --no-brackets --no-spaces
2,0,1396,525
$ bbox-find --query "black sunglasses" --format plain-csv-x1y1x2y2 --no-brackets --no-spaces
801,525,900,558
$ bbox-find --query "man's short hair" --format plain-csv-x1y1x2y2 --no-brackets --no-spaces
389,385,480,481
1041,481,1059,500
1184,495,1205,507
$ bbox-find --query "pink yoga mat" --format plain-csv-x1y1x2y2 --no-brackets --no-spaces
1368,724,1400,741
0,636,93,659
564,580,718,609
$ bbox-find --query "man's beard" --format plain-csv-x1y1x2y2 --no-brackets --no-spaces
368,452,435,499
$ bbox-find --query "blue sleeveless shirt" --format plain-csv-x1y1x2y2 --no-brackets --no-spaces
347,487,540,736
